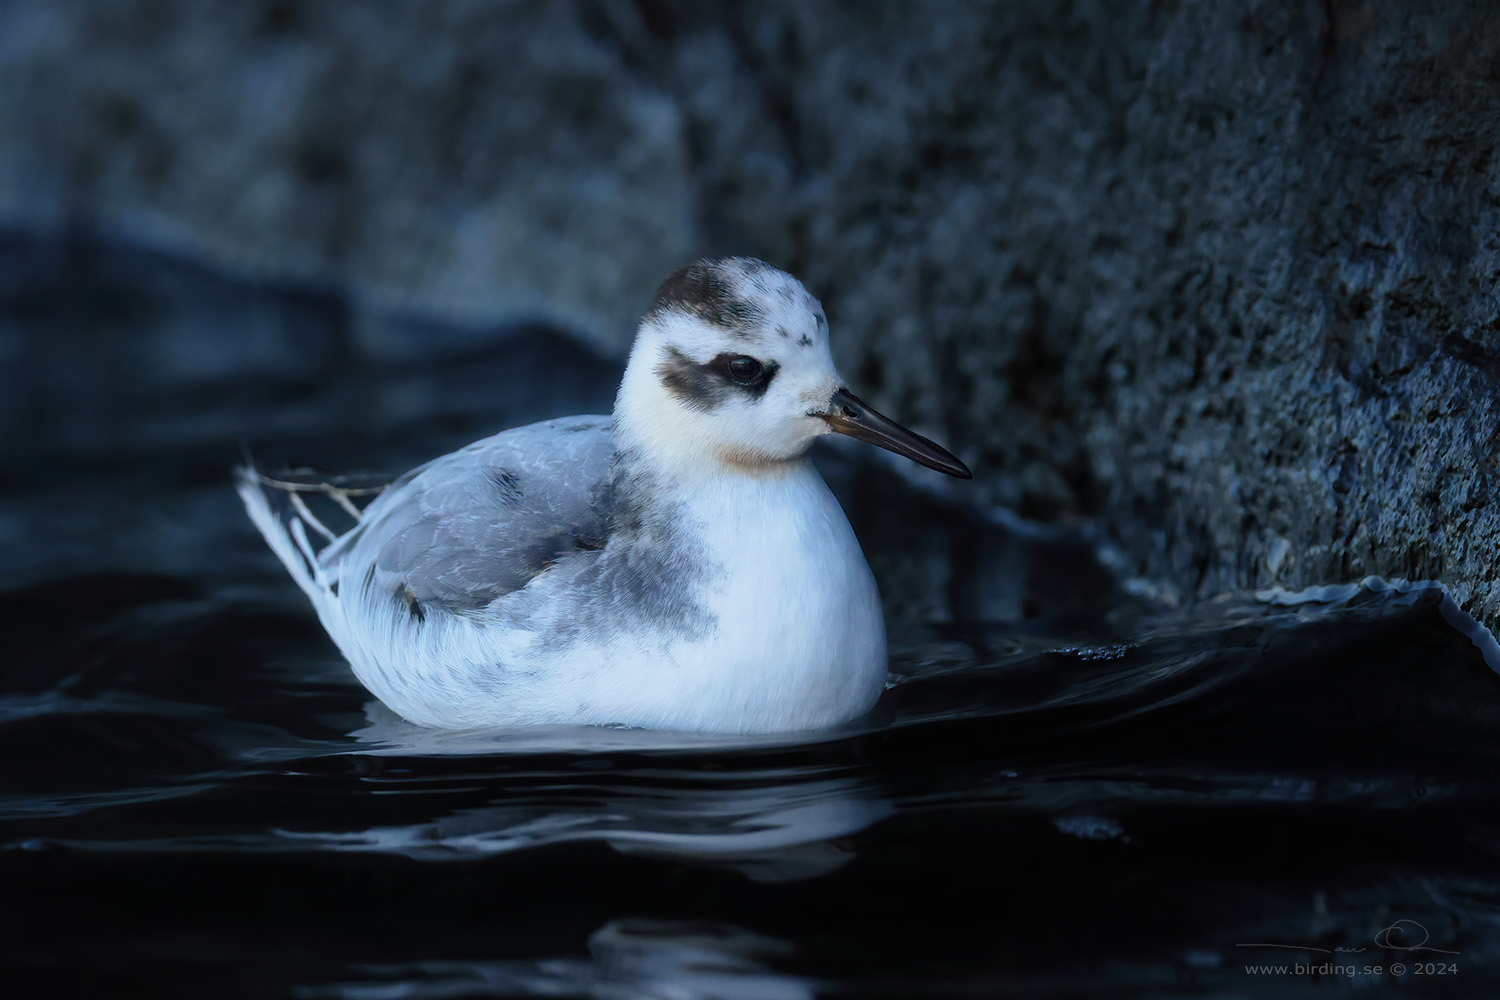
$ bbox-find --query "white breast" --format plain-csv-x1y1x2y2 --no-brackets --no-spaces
594,461,888,732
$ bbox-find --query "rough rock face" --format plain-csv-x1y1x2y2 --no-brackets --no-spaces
3,0,1496,627
0,1,694,348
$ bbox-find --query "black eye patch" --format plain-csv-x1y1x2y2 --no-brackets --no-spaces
656,347,780,411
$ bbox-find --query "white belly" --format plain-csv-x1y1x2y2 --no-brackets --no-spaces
525,462,887,732
629,465,888,731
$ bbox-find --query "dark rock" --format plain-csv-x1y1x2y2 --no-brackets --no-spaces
0,1,693,347
1,0,1495,627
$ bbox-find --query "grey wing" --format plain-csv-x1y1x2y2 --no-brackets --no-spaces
329,416,616,616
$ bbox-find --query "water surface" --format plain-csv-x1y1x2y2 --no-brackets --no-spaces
4,234,1498,997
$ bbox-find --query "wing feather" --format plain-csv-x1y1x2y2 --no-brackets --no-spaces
330,416,616,615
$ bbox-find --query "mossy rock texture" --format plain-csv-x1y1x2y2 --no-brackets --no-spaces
2,0,1495,627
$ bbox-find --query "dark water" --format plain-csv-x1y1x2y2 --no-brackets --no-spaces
4,233,1499,998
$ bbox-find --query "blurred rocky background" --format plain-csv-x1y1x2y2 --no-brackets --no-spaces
1,0,1496,628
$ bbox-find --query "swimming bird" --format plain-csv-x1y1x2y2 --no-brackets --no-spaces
237,258,970,733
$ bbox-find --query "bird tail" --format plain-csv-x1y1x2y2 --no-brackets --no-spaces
234,463,384,645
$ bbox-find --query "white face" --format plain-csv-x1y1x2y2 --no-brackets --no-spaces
616,258,845,474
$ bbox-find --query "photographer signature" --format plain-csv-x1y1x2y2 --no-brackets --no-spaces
1236,919,1458,955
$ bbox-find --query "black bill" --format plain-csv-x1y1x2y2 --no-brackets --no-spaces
819,387,972,479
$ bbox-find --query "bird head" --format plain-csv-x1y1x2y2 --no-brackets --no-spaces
615,257,971,481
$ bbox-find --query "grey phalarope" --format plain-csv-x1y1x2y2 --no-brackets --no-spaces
237,258,970,733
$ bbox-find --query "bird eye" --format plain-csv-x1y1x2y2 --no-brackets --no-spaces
726,356,764,385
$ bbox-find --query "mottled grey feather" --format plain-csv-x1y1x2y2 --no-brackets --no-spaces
325,416,616,615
